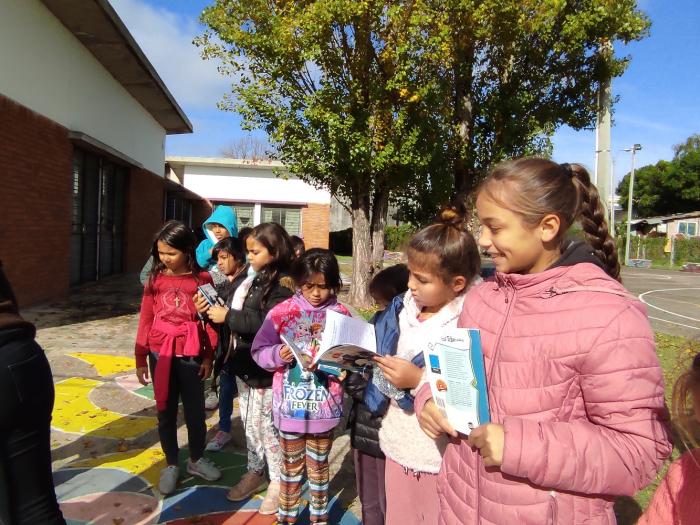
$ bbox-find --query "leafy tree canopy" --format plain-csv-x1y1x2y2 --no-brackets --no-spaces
617,134,700,217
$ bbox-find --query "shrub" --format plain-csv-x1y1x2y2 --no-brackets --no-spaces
385,224,416,251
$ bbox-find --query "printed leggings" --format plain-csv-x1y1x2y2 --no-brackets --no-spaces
278,431,333,524
236,379,282,480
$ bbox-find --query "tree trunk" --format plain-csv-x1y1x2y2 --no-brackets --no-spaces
370,187,389,272
348,196,374,307
453,40,477,197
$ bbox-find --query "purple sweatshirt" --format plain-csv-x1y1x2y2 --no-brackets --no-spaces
251,292,350,434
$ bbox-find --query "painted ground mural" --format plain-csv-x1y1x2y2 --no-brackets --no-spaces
48,351,361,525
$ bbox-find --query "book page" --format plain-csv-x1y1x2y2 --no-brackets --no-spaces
316,310,377,366
281,333,312,370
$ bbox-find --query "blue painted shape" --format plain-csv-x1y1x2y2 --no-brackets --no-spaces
158,486,262,522
54,468,151,501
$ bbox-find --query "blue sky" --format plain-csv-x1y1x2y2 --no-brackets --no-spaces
111,0,700,188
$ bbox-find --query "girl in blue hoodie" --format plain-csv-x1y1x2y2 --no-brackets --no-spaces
251,249,350,524
195,205,239,271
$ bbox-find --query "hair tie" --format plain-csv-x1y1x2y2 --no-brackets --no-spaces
560,163,574,178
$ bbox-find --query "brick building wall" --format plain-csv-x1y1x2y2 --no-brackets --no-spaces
301,203,330,249
192,199,213,232
0,94,73,307
0,94,210,306
124,168,166,273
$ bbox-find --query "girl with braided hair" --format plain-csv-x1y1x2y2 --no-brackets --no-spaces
417,158,672,524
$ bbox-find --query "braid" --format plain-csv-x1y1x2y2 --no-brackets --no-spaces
570,165,621,281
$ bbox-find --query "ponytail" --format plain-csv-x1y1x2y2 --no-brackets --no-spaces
569,165,621,281
481,158,620,281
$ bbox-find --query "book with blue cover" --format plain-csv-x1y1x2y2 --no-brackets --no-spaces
422,328,490,435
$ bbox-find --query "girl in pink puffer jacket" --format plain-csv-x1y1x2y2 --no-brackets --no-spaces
417,158,672,524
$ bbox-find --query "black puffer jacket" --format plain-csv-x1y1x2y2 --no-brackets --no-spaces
225,275,293,388
344,371,384,459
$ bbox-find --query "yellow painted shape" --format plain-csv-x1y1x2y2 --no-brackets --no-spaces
53,378,156,439
68,352,135,377
69,447,166,488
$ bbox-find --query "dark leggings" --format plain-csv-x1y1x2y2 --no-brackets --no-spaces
149,353,207,465
0,335,65,525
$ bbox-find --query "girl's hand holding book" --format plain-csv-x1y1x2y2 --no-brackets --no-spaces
199,358,213,380
207,305,229,324
374,355,423,389
279,345,294,363
418,399,458,439
193,292,210,314
136,366,150,386
467,423,504,467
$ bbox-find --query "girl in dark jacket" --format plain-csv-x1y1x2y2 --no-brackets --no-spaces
203,222,294,514
345,264,408,525
0,261,66,525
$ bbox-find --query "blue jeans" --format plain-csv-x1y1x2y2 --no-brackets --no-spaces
218,366,238,433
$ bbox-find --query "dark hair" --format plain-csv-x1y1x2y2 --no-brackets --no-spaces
238,226,253,246
480,158,620,281
290,235,306,258
369,263,409,305
212,236,245,263
407,201,480,285
247,222,294,306
672,352,700,448
292,248,342,293
148,220,199,286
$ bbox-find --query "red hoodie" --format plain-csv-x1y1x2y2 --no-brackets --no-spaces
135,271,217,409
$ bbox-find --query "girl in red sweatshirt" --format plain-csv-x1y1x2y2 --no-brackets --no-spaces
135,220,220,495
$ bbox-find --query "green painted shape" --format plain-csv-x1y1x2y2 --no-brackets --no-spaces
134,384,154,400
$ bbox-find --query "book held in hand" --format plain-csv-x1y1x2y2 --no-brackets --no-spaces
197,283,225,307
423,328,490,435
281,310,377,375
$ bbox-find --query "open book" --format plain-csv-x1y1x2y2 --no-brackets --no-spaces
423,328,490,435
281,310,377,375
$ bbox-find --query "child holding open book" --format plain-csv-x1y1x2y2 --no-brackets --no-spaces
251,248,350,524
366,205,481,525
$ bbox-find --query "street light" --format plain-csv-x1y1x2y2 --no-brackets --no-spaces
623,144,642,266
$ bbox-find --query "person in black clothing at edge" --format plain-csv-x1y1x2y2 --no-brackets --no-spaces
0,260,66,525
344,263,409,525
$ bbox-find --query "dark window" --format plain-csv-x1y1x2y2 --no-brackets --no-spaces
70,148,127,285
261,205,301,235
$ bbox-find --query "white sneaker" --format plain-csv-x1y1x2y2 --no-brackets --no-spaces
205,430,232,452
204,390,219,410
187,457,221,481
158,465,179,495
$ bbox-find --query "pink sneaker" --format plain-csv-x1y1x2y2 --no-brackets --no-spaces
205,430,232,452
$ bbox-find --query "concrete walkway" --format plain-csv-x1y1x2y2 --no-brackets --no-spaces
26,275,361,525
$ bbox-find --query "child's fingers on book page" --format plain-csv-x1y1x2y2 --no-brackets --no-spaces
420,399,458,438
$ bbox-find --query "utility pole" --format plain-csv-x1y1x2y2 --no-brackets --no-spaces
623,144,642,266
595,41,613,233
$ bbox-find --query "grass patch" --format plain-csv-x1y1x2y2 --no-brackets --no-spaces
615,333,700,524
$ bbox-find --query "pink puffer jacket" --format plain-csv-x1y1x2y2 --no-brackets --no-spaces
415,262,672,525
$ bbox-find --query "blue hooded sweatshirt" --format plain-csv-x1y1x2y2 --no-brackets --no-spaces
195,206,239,269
